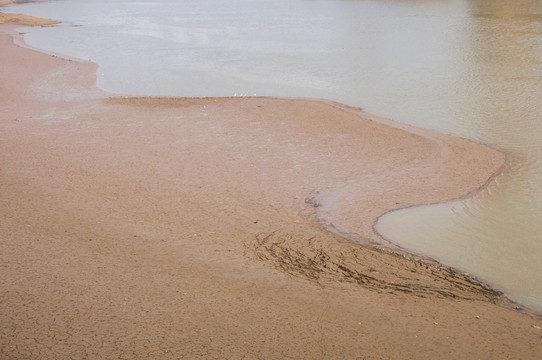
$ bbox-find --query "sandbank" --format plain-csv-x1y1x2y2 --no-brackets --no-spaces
0,0,58,26
0,5,59,27
1,19,541,359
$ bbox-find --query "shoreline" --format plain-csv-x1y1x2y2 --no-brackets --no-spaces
1,14,542,359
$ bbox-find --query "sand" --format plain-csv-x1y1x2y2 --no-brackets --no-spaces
1,16,541,359
0,4,59,27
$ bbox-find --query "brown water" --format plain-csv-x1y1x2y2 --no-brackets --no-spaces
378,0,542,311
7,0,542,311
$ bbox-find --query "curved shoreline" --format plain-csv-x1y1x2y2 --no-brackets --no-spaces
372,149,510,253
1,15,541,359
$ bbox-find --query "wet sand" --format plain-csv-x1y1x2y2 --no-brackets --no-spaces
1,14,542,359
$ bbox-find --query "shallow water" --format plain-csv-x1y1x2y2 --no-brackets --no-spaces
6,0,542,311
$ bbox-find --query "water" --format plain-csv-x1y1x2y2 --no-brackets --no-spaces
5,0,542,311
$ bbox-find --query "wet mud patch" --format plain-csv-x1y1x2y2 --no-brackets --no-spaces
248,230,503,302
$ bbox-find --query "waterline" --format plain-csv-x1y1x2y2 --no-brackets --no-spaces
6,0,542,311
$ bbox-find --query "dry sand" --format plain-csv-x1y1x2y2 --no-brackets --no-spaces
0,4,59,26
1,16,541,359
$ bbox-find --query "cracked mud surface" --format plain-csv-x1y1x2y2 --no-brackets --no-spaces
1,22,542,359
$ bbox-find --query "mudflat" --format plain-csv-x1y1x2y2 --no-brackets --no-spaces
1,16,541,359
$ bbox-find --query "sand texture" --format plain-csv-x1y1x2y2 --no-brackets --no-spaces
0,13,58,26
0,3,59,26
1,23,541,359
0,12,58,26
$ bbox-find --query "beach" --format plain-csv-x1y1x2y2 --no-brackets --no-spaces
1,11,542,359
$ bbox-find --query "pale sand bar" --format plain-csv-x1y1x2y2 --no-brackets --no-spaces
0,2,59,26
1,15,541,359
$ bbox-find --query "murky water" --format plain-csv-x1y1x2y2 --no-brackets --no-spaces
6,0,542,311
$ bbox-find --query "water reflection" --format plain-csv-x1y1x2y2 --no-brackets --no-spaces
378,0,542,311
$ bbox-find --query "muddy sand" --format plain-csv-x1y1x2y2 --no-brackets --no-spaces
1,13,541,359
